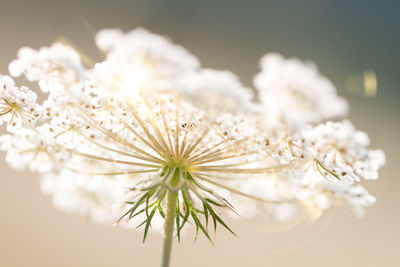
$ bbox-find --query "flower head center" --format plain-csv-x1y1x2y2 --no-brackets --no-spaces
165,156,191,171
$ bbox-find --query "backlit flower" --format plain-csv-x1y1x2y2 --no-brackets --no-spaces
0,28,384,244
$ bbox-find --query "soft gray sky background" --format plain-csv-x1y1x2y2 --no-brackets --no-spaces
0,0,399,266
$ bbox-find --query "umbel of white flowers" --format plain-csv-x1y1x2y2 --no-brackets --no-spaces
0,28,385,267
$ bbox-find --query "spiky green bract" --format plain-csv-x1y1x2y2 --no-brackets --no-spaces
118,166,236,243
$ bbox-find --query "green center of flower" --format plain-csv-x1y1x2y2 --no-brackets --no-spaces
165,156,191,172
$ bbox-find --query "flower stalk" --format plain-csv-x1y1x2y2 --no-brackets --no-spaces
161,190,178,267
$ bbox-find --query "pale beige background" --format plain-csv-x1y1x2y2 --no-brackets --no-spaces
0,0,399,266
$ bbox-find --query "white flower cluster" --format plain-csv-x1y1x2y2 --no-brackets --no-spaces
254,53,348,129
0,28,384,237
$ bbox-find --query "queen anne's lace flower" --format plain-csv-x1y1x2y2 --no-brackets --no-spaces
41,170,130,223
0,28,384,244
254,53,349,129
299,120,385,182
94,28,199,97
0,75,39,131
175,69,256,114
9,43,85,93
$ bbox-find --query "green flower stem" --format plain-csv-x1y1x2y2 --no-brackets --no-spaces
161,190,178,267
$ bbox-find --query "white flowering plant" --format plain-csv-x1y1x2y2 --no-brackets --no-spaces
0,28,385,267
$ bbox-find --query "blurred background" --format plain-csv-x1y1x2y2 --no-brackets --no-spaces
0,0,398,266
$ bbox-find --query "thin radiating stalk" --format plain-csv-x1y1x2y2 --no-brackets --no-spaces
194,174,296,204
161,191,178,267
73,105,164,162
